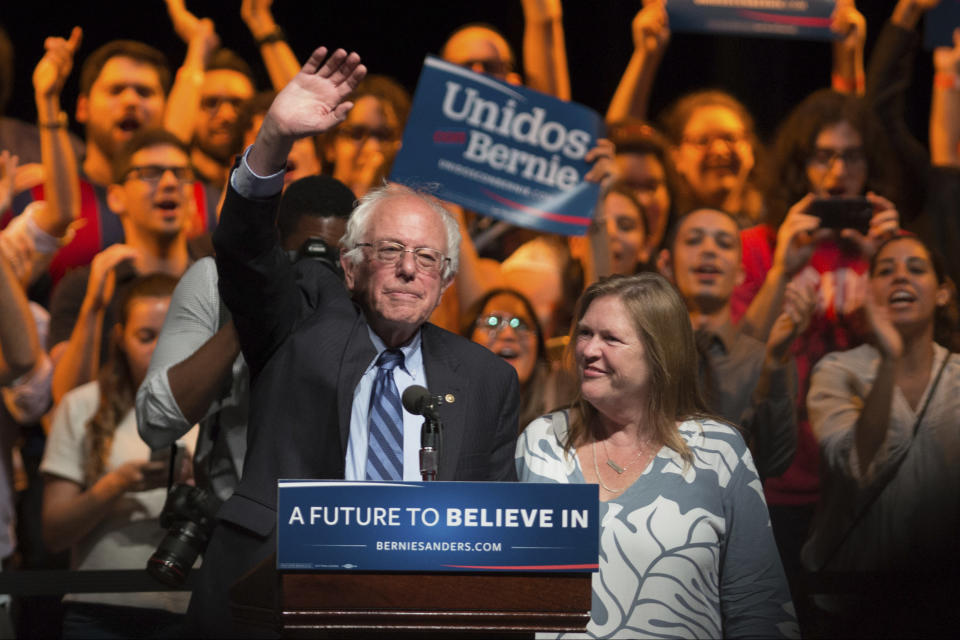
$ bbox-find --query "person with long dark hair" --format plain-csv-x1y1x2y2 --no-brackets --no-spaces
730,89,901,589
517,273,796,639
803,235,960,637
40,274,196,639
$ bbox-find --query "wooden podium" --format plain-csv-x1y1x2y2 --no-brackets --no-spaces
230,554,592,638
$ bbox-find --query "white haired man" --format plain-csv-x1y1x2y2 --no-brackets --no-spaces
188,47,520,637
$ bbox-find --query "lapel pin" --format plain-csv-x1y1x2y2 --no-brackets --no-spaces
444,393,455,404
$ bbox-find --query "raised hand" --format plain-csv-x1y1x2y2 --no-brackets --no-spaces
187,18,220,66
250,47,366,175
773,194,832,279
865,282,904,360
584,138,615,185
33,26,82,99
165,0,201,43
241,0,278,41
265,47,365,139
766,277,817,365
633,0,670,56
839,191,900,259
86,244,140,311
831,0,866,58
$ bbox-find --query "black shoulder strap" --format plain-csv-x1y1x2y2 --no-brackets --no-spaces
814,351,952,571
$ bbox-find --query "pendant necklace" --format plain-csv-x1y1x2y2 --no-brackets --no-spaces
600,437,645,474
592,440,625,493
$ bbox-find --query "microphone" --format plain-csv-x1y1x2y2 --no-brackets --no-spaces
404,385,444,481
402,385,442,419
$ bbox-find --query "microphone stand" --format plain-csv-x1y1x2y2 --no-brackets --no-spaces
419,409,442,481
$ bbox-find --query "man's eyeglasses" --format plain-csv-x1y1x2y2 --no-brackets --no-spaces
124,165,195,184
475,313,532,336
335,125,398,143
356,240,449,274
808,147,867,168
199,95,247,113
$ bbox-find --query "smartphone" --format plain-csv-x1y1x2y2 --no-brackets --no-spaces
807,196,872,235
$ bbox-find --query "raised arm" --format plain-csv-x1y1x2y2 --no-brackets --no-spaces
807,297,907,489
213,47,365,376
32,27,82,239
744,280,815,478
136,258,241,448
606,0,669,123
0,250,40,385
521,0,570,100
448,203,503,316
242,0,301,90
739,194,824,340
865,0,940,221
830,0,866,95
931,28,960,167
50,245,139,403
247,48,365,174
164,14,220,145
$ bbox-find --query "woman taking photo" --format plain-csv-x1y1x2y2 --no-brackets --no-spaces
41,275,196,639
731,89,900,586
803,235,960,637
517,273,796,639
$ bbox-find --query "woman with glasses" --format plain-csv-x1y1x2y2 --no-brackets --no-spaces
516,274,796,639
464,288,573,428
660,91,766,229
729,88,901,600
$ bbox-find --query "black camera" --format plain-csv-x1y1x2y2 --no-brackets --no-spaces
147,484,222,587
288,236,343,278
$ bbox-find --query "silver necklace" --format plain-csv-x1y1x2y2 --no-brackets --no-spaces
600,437,645,474
592,440,628,494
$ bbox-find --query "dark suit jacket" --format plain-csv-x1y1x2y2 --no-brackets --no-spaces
188,181,520,636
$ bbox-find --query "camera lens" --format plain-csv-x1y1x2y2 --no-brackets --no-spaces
147,520,208,587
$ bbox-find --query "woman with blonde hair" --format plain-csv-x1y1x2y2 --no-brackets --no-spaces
517,273,796,639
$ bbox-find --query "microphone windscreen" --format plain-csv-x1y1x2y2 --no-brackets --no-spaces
402,385,432,415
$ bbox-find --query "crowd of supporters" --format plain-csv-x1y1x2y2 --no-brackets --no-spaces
0,0,958,637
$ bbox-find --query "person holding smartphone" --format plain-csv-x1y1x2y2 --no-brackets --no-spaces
726,88,902,611
40,274,197,639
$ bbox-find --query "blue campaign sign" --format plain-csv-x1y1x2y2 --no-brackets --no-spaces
388,56,604,236
668,0,836,41
276,481,599,573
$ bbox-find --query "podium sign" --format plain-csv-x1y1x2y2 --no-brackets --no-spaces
276,481,598,573
668,0,836,41
389,56,604,236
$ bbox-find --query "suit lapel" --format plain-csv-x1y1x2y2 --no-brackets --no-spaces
338,314,377,455
421,324,466,481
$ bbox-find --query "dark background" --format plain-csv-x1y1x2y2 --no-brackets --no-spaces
0,1,936,146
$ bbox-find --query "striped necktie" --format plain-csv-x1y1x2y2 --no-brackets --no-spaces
365,349,405,480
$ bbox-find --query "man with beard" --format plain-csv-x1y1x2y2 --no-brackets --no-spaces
658,208,806,479
6,39,224,292
190,50,255,190
5,40,171,289
48,130,195,403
